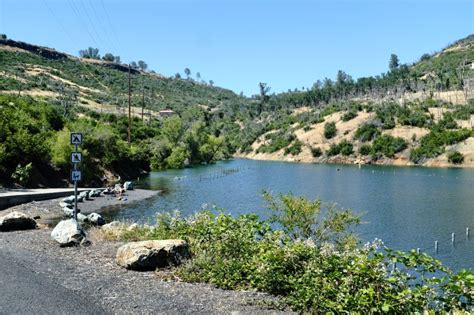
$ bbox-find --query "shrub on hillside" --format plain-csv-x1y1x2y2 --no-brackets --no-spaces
324,122,337,139
371,134,407,158
410,129,472,163
327,140,353,156
284,140,303,156
341,110,357,122
354,123,380,142
359,144,372,155
447,151,464,164
310,146,323,157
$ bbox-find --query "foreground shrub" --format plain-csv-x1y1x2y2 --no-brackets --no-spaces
112,193,473,313
341,110,357,122
448,151,464,164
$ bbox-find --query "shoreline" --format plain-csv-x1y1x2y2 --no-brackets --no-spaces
0,188,160,226
233,155,474,169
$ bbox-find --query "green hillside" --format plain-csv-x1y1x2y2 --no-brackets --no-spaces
0,35,473,187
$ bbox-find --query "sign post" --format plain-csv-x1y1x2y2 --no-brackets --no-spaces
70,133,83,221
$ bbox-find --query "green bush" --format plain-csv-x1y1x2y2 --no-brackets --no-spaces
354,123,380,142
410,129,471,163
324,122,337,139
258,131,295,154
284,140,303,156
341,110,357,122
371,134,407,158
310,146,322,157
327,140,353,156
359,144,372,155
447,151,464,164
113,193,473,313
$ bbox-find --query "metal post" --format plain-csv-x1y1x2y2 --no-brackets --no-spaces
467,227,470,239
452,233,455,245
73,143,78,221
416,248,420,254
435,241,438,253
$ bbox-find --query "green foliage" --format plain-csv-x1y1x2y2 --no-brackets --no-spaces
284,140,303,156
410,129,472,163
310,146,322,157
11,162,33,186
165,146,189,169
257,131,295,154
359,144,372,155
327,140,353,156
341,110,357,122
117,193,473,313
354,123,380,142
447,151,464,164
324,122,337,139
371,134,407,158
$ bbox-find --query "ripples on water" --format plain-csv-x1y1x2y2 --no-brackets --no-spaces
101,159,474,271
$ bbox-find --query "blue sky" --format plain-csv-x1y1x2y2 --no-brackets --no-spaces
1,0,472,95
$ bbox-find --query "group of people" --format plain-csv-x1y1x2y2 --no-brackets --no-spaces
103,183,127,200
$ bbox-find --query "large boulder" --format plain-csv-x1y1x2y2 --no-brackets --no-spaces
51,219,86,246
87,213,105,226
61,196,75,204
0,211,37,231
79,191,90,200
116,240,189,271
59,201,73,209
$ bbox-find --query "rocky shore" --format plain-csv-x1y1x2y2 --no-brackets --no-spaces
0,189,291,314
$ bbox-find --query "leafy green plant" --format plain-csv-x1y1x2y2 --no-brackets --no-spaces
310,146,322,157
354,123,380,142
447,151,464,164
107,193,474,313
327,140,353,156
341,110,357,122
324,122,337,139
284,140,303,156
11,162,32,186
371,134,407,158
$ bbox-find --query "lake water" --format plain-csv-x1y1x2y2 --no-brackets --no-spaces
104,159,474,271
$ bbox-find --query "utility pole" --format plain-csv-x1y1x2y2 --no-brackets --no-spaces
142,85,145,123
128,64,131,146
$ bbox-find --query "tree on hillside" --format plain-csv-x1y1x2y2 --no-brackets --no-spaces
175,73,182,79
196,72,201,81
258,82,271,115
209,80,214,86
138,60,148,71
389,53,399,71
130,61,138,70
102,53,115,62
114,55,121,64
79,47,100,59
184,68,191,80
0,34,6,40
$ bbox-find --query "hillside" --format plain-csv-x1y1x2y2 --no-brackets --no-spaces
0,35,473,188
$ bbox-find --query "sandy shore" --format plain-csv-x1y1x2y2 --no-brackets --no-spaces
0,189,160,226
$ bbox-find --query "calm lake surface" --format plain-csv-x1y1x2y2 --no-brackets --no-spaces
104,159,474,271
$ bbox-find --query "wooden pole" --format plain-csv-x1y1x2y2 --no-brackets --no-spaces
128,64,131,146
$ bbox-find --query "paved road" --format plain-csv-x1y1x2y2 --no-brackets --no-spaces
0,251,105,314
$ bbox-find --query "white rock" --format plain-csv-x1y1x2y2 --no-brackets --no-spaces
77,213,88,223
51,219,86,246
124,181,133,191
59,201,73,208
116,239,189,271
102,221,121,231
87,213,105,226
0,211,37,231
63,207,74,217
